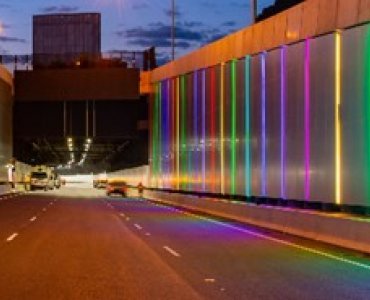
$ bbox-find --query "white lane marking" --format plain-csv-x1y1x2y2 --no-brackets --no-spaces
6,233,18,242
120,213,125,217
145,232,151,236
134,224,142,230
163,246,181,257
204,278,216,283
182,211,370,271
30,216,37,222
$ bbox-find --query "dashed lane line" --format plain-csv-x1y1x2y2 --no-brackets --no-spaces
134,224,143,230
163,246,181,257
6,233,18,242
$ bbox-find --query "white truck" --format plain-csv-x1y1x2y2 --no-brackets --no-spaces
29,165,55,191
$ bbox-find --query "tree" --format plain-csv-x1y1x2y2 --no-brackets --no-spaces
257,0,304,21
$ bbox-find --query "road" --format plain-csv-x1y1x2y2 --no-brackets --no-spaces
0,188,369,299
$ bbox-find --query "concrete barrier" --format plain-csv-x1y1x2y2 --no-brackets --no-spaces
142,190,370,255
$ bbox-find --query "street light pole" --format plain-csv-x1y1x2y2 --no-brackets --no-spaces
171,0,175,61
252,0,257,23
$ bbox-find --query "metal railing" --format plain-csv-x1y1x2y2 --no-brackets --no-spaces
0,48,156,73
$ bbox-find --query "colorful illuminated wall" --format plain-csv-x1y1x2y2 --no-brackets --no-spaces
149,22,370,207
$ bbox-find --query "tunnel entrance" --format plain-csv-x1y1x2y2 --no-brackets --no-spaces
13,67,148,174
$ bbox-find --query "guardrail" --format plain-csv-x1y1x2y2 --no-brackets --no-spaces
0,48,156,72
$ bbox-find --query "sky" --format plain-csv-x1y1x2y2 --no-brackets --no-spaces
0,0,274,64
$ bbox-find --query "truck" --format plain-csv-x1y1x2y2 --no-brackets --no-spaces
29,165,55,191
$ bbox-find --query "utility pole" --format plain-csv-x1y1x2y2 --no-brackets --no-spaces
171,0,175,61
252,0,258,23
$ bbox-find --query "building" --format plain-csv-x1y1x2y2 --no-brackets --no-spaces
33,13,101,68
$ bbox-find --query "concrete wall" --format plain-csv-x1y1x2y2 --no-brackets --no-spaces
15,68,139,102
108,165,149,187
0,66,13,185
144,190,370,255
148,1,370,208
150,0,370,82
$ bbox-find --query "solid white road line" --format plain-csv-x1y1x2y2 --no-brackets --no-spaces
6,233,18,242
163,246,181,257
183,211,370,271
134,224,142,230
30,216,37,222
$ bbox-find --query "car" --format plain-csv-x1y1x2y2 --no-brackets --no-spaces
30,171,53,191
94,179,108,189
106,181,127,197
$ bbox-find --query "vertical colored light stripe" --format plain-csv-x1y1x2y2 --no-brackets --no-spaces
231,60,237,195
261,53,267,196
245,56,251,197
152,83,159,186
281,46,286,199
194,71,199,189
187,75,192,190
180,75,186,189
167,79,171,188
161,81,166,188
172,78,176,188
304,39,311,201
220,62,225,194
158,81,162,187
210,67,217,192
176,77,180,190
335,31,342,205
202,69,206,191
365,27,370,204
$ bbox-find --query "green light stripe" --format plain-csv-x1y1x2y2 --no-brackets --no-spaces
231,60,237,195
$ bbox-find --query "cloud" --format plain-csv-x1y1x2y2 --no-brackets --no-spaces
41,5,79,13
0,36,26,43
183,21,204,28
163,8,182,18
222,21,237,27
116,21,206,50
0,3,11,9
127,22,203,41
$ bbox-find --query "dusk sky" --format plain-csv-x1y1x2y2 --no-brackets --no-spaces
0,0,273,63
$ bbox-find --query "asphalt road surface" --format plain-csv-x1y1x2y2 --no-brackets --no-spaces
0,187,369,300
